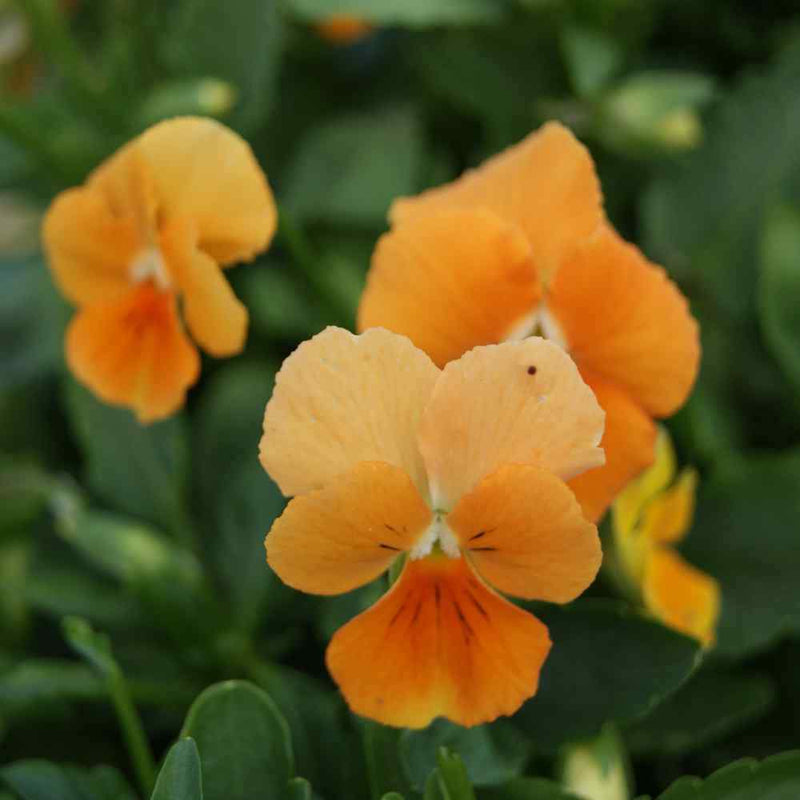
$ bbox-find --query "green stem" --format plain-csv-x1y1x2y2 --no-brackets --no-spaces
108,667,158,798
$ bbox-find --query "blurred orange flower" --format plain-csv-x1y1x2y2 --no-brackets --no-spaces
260,326,604,728
43,117,277,422
358,121,700,522
613,430,719,646
315,14,373,44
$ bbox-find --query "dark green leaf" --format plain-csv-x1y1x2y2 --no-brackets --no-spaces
0,761,136,800
759,203,800,393
64,380,190,536
684,451,800,656
562,26,622,99
402,721,528,790
181,681,293,800
655,750,800,799
514,601,700,750
363,720,414,799
424,749,475,800
284,106,424,226
288,777,313,800
480,779,582,800
166,0,283,131
151,738,203,800
623,668,775,756
287,0,505,26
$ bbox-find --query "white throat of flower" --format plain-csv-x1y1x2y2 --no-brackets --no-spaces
409,513,460,560
502,303,569,350
130,246,171,290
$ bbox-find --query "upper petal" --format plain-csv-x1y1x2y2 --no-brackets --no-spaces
447,464,601,603
66,285,200,423
260,327,440,498
160,219,247,356
391,122,602,276
266,461,431,596
43,187,141,307
568,372,657,523
643,546,720,647
134,117,276,265
326,556,551,728
418,337,604,510
547,225,700,418
358,208,541,367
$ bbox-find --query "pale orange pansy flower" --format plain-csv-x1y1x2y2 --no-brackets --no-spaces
43,117,277,423
260,325,605,728
612,429,719,646
358,121,700,522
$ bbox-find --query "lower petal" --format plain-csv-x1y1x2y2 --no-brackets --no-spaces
66,285,200,423
568,372,657,523
161,220,248,357
326,557,551,729
643,547,720,647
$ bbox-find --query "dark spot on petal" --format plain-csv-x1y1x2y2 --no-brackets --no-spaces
466,589,489,619
527,365,537,375
379,543,400,551
470,546,498,552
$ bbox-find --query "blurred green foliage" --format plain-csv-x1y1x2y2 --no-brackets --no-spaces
1,0,800,799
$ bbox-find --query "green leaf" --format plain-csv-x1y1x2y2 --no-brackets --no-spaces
287,0,505,26
654,750,800,799
166,0,283,132
284,106,424,226
151,739,203,800
64,380,190,536
363,720,414,799
513,601,700,750
62,617,118,679
288,777,313,800
181,681,293,800
683,451,800,656
623,667,775,757
424,749,475,800
0,761,136,800
401,720,528,790
562,26,622,99
759,203,800,393
480,779,581,800
382,795,406,800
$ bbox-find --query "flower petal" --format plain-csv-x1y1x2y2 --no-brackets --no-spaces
643,546,720,647
358,208,540,367
43,187,141,307
326,556,551,728
447,464,601,602
136,117,277,264
266,461,431,596
417,337,604,510
547,225,700,417
568,372,657,523
66,285,200,423
161,219,247,356
641,468,698,546
391,122,602,276
260,327,440,498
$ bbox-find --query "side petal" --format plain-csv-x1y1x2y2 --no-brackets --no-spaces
260,327,440,498
547,225,700,418
326,557,551,729
161,220,247,357
391,122,602,276
266,461,431,596
641,468,698,546
447,464,601,603
43,187,141,307
136,117,277,265
358,208,541,367
568,372,657,523
66,285,200,423
643,547,720,647
418,337,604,510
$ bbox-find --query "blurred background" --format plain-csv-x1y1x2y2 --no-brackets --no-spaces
1,1,799,799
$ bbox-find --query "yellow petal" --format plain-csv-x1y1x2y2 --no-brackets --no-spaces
358,208,540,367
447,464,601,602
260,327,440,498
266,461,431,596
641,467,698,546
417,337,604,510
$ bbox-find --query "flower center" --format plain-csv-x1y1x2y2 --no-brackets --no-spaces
130,246,171,290
409,513,460,560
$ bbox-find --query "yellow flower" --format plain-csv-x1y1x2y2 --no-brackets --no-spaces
612,430,719,646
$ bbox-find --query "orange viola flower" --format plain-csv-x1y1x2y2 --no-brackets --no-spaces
315,15,373,44
43,117,277,423
358,121,700,522
612,430,720,646
260,326,605,728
